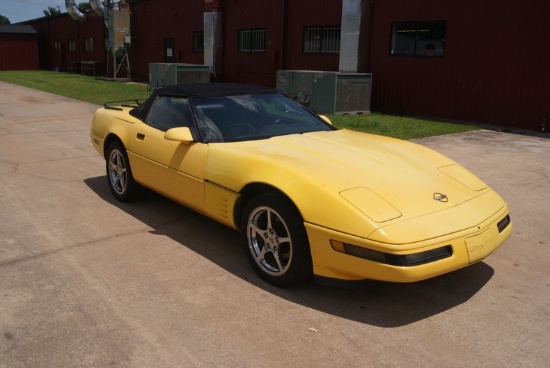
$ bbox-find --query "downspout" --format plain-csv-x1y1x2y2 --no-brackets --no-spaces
65,0,86,22
90,0,105,16
204,0,224,80
339,0,369,72
277,0,288,71
77,19,81,71
361,0,374,72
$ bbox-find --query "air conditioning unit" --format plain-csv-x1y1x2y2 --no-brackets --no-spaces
276,70,372,114
149,63,210,90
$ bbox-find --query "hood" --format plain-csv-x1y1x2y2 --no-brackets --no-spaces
207,130,489,234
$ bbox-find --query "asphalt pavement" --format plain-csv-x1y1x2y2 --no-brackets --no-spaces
0,81,548,367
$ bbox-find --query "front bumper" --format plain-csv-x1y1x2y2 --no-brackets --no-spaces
305,201,512,283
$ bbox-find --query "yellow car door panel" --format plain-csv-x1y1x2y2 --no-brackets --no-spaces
127,121,208,212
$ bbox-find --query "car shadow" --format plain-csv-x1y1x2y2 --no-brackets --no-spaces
85,176,494,327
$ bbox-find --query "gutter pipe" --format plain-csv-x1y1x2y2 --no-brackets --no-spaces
65,0,86,22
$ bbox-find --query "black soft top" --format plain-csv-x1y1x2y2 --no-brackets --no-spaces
130,83,280,121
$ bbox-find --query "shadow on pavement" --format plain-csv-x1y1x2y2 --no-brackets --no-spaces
85,175,494,328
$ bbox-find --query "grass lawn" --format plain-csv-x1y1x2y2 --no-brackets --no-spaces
328,113,479,140
0,70,150,105
0,70,479,139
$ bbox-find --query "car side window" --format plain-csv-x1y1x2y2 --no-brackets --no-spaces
146,96,194,132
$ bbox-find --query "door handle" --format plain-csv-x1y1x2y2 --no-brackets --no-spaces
137,133,145,140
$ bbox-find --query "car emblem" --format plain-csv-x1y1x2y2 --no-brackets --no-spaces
433,193,449,202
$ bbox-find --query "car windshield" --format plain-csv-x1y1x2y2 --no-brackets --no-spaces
189,93,334,142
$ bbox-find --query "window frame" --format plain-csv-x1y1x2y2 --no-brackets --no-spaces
68,39,76,52
146,96,196,135
193,31,204,53
84,37,94,52
390,20,446,57
303,25,341,54
238,28,266,53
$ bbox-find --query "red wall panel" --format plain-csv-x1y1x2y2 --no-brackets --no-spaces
20,0,549,130
223,0,341,86
368,0,550,130
282,0,341,72
26,13,107,73
0,34,39,70
223,0,285,86
129,0,205,81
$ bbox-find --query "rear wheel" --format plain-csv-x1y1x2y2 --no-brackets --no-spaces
106,141,142,202
241,193,312,286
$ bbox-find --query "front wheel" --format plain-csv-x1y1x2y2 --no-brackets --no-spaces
241,193,312,286
106,141,142,202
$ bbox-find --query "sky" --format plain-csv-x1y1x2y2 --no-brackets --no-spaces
0,0,68,24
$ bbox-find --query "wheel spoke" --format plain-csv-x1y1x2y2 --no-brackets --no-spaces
272,250,285,272
249,222,264,236
255,246,268,263
266,208,274,230
117,174,126,191
118,165,127,176
277,235,291,244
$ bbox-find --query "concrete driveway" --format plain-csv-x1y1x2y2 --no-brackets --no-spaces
0,81,548,367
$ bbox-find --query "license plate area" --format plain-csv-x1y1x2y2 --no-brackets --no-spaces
465,228,496,263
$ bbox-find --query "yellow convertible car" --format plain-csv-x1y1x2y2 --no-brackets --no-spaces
90,83,512,286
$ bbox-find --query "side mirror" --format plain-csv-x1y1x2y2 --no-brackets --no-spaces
318,114,332,125
164,127,194,144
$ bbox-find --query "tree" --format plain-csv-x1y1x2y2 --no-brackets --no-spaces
43,6,62,17
0,14,11,25
77,2,92,12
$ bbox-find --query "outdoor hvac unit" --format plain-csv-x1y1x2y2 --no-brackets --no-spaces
276,70,372,114
149,63,210,90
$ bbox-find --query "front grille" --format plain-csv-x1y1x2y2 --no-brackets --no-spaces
497,214,511,233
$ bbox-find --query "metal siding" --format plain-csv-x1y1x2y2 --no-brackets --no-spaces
47,16,77,71
25,19,51,70
0,34,39,70
18,0,548,131
284,0,341,71
222,0,342,86
129,0,205,81
369,0,550,130
78,13,107,68
223,0,285,86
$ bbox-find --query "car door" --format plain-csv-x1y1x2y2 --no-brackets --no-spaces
126,96,208,212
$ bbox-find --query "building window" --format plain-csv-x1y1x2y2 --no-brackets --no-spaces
54,40,61,52
303,26,341,53
84,37,94,52
193,31,204,53
390,21,446,57
68,39,76,52
239,29,266,53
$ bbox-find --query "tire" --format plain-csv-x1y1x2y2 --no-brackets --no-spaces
241,193,312,286
106,141,142,202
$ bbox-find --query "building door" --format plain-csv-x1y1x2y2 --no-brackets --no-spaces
164,38,175,63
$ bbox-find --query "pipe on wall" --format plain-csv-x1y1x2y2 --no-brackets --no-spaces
65,0,86,22
90,0,105,16
205,0,222,12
